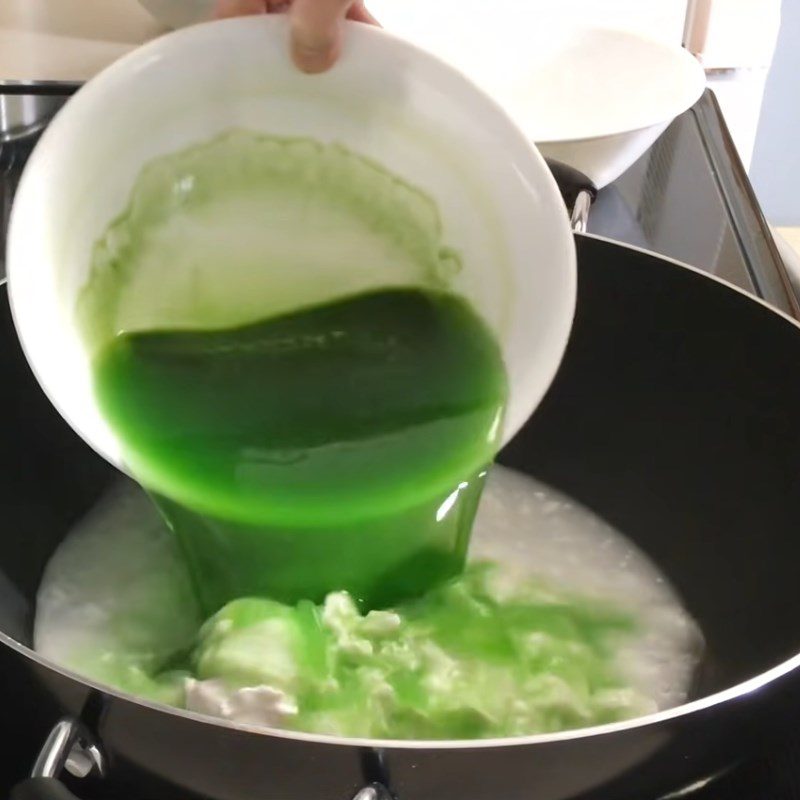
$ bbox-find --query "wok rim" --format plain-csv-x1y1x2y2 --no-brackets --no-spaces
4,231,800,751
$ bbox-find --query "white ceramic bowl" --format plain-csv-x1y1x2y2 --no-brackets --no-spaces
366,9,707,188
138,0,215,29
530,27,707,188
7,16,575,475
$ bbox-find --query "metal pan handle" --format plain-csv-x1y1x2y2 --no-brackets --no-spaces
544,158,598,233
353,784,393,800
12,777,394,800
10,720,104,800
15,719,393,800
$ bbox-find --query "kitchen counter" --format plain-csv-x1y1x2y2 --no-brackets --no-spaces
0,0,163,81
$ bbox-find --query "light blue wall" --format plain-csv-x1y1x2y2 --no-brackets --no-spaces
749,0,800,225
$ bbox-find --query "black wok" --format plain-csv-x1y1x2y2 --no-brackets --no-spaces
3,232,800,800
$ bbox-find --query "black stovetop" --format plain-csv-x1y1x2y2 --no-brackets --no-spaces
1,82,799,800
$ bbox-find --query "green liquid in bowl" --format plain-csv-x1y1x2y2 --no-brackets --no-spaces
94,288,507,612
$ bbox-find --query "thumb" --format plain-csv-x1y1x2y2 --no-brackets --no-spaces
290,0,353,73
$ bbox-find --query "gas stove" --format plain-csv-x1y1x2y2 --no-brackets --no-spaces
1,81,799,800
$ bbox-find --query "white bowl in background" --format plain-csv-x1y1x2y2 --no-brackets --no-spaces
6,16,576,476
529,27,707,188
366,9,707,188
138,0,215,29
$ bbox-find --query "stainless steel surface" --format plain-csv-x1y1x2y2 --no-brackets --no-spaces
570,190,593,233
0,94,63,142
587,89,799,319
31,719,104,781
0,83,77,276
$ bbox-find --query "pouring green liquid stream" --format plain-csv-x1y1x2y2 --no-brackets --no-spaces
83,132,508,613
94,288,507,612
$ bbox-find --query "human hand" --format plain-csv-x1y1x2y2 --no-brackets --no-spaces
214,0,379,74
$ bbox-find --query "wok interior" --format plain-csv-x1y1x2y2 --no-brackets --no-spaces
2,235,800,707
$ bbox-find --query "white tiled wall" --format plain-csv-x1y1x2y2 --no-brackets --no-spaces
748,0,800,225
